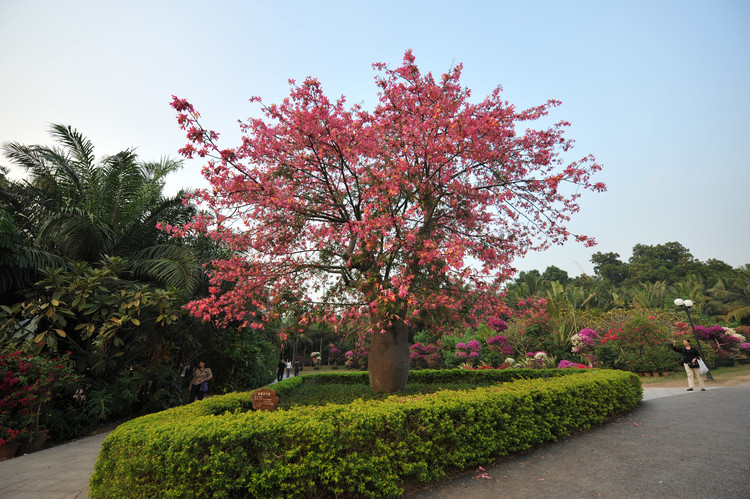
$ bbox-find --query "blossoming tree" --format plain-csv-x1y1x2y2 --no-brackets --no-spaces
164,51,605,392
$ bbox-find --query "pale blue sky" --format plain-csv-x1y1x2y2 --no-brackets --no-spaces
1,0,748,277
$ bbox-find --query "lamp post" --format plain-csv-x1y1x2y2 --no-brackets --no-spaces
674,298,713,380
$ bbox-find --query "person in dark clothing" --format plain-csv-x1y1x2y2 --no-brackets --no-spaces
672,338,706,391
293,359,301,377
277,359,286,382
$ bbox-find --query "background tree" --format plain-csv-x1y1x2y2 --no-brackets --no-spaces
542,265,570,284
1,124,201,294
165,51,605,391
590,251,629,285
626,241,697,285
1,126,278,439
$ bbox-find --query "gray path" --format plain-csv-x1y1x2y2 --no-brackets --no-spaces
0,386,747,498
409,385,750,498
0,432,108,498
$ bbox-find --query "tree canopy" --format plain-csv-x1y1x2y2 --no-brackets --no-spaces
1,124,201,295
165,51,605,391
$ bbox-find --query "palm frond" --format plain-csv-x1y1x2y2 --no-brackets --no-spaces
37,207,115,260
129,244,201,294
49,124,95,170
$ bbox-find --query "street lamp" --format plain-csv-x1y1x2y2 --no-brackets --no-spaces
674,298,713,380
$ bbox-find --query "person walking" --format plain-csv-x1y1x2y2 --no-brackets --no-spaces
672,339,706,391
285,359,292,378
189,360,214,402
293,358,301,377
277,359,286,382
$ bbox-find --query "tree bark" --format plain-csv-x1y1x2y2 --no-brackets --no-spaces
368,318,410,392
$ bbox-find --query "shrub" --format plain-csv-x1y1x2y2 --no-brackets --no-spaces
0,351,80,445
409,343,441,369
595,317,679,372
693,325,742,360
90,369,641,498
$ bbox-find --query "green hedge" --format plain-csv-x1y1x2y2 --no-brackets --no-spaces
302,367,577,386
90,369,641,498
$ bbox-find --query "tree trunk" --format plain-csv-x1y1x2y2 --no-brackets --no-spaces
368,318,410,392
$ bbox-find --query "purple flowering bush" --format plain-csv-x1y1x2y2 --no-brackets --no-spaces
454,340,481,365
328,346,342,366
489,317,508,332
694,325,742,359
484,335,514,366
571,328,599,367
410,343,442,369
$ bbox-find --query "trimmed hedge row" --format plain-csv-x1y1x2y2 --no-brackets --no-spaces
90,369,641,498
306,367,580,386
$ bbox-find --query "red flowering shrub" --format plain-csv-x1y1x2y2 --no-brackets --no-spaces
0,352,79,445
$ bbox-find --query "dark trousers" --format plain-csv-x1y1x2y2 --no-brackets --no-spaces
190,383,205,402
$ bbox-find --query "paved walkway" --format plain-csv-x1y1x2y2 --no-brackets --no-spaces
0,385,747,498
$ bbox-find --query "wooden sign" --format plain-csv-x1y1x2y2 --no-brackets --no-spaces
252,388,279,411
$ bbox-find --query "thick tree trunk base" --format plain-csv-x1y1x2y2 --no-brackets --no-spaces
368,321,410,392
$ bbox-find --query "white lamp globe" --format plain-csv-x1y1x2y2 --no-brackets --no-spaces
684,300,694,308
674,298,684,306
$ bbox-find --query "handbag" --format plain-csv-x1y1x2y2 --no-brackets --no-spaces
697,358,709,374
201,380,209,392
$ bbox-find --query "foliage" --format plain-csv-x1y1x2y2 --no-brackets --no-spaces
197,326,277,393
706,265,750,324
557,359,591,369
0,259,188,373
0,124,202,296
0,351,80,445
90,369,639,498
0,259,197,436
164,51,604,391
596,316,679,372
409,342,441,369
692,325,743,360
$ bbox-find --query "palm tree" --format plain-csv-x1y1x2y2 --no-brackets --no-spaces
1,124,202,294
707,265,750,324
0,207,64,300
631,281,670,309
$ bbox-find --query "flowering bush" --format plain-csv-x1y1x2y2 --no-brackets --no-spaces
0,427,28,447
693,325,742,359
410,343,442,369
344,351,356,368
328,345,342,365
454,340,481,364
571,328,599,366
488,318,508,332
511,298,553,352
571,329,599,352
310,352,321,367
0,351,79,445
605,317,677,372
486,335,514,355
522,351,552,369
557,360,591,369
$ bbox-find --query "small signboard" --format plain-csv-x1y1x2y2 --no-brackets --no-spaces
252,387,279,411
